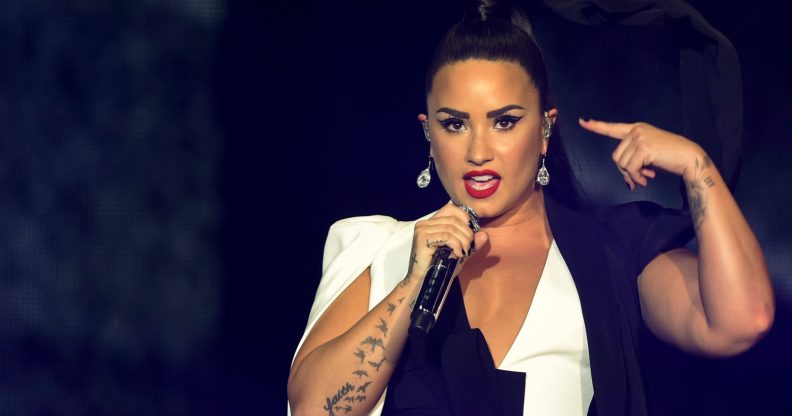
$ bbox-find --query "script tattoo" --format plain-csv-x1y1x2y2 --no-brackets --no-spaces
353,348,366,363
360,336,385,352
686,155,716,233
323,382,355,416
375,318,389,338
386,302,396,315
368,356,386,372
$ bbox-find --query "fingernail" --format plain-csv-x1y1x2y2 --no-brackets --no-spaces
579,116,589,123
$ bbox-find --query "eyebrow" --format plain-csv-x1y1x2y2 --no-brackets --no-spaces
436,104,525,119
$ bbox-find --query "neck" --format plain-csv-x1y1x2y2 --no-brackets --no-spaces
478,188,548,232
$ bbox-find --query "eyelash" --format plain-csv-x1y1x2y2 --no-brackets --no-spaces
438,115,523,133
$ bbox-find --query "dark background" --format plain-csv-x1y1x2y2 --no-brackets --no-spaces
0,0,789,415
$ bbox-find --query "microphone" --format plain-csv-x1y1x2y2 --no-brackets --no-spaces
409,205,480,337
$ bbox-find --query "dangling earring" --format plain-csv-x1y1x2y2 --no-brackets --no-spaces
536,154,549,186
536,111,552,186
417,156,433,188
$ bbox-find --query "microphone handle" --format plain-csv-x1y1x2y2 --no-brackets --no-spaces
409,246,459,337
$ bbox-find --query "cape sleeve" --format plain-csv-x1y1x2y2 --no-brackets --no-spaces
291,215,399,365
597,201,696,277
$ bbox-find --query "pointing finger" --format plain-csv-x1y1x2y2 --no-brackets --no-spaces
579,118,634,140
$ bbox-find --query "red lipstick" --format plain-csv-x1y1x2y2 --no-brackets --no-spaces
463,169,501,198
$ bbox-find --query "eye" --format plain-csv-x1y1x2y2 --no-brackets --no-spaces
494,115,523,131
438,117,467,133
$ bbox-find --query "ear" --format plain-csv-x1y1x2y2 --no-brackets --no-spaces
543,108,559,155
547,108,558,125
418,113,432,147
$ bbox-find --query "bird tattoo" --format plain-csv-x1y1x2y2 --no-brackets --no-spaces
352,369,370,378
375,318,389,338
361,336,385,352
353,348,366,363
368,356,386,372
357,381,372,393
386,302,396,315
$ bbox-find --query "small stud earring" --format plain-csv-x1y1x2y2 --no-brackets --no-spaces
536,154,549,186
417,156,433,188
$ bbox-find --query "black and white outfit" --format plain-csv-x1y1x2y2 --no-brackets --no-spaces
290,194,693,415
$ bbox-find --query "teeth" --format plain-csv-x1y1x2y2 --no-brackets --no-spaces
470,175,494,182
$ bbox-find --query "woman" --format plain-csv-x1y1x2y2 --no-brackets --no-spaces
287,2,774,415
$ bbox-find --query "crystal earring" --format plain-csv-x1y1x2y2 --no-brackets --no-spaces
417,156,433,188
536,154,549,186
542,111,553,140
421,120,430,142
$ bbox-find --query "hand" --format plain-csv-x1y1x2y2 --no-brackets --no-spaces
578,118,707,189
407,203,489,280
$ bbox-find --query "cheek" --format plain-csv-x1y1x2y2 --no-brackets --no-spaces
431,143,458,178
500,137,542,179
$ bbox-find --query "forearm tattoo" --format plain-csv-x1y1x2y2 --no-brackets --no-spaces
686,155,716,233
321,298,405,414
400,253,419,288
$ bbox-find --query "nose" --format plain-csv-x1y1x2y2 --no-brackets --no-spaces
465,128,494,166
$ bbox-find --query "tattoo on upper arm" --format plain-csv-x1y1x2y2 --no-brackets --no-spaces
686,155,716,233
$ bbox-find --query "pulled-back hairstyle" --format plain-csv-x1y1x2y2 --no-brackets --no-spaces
425,0,587,210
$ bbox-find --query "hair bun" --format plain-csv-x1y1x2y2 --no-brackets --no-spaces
463,0,513,23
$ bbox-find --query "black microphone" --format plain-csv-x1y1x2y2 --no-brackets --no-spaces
409,205,479,337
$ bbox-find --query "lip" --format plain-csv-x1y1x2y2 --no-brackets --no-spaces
463,169,501,199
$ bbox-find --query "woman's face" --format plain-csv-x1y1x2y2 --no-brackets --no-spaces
425,59,556,222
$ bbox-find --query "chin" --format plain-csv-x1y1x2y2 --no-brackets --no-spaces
458,197,505,219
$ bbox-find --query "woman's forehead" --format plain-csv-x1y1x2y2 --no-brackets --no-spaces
428,59,539,110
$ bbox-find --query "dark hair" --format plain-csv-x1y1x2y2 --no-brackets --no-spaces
425,0,588,210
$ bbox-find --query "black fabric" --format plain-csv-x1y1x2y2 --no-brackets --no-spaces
382,279,526,416
383,194,694,416
534,0,743,196
596,201,696,277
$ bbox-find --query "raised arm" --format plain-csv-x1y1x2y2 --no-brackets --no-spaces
287,204,482,415
579,118,775,356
